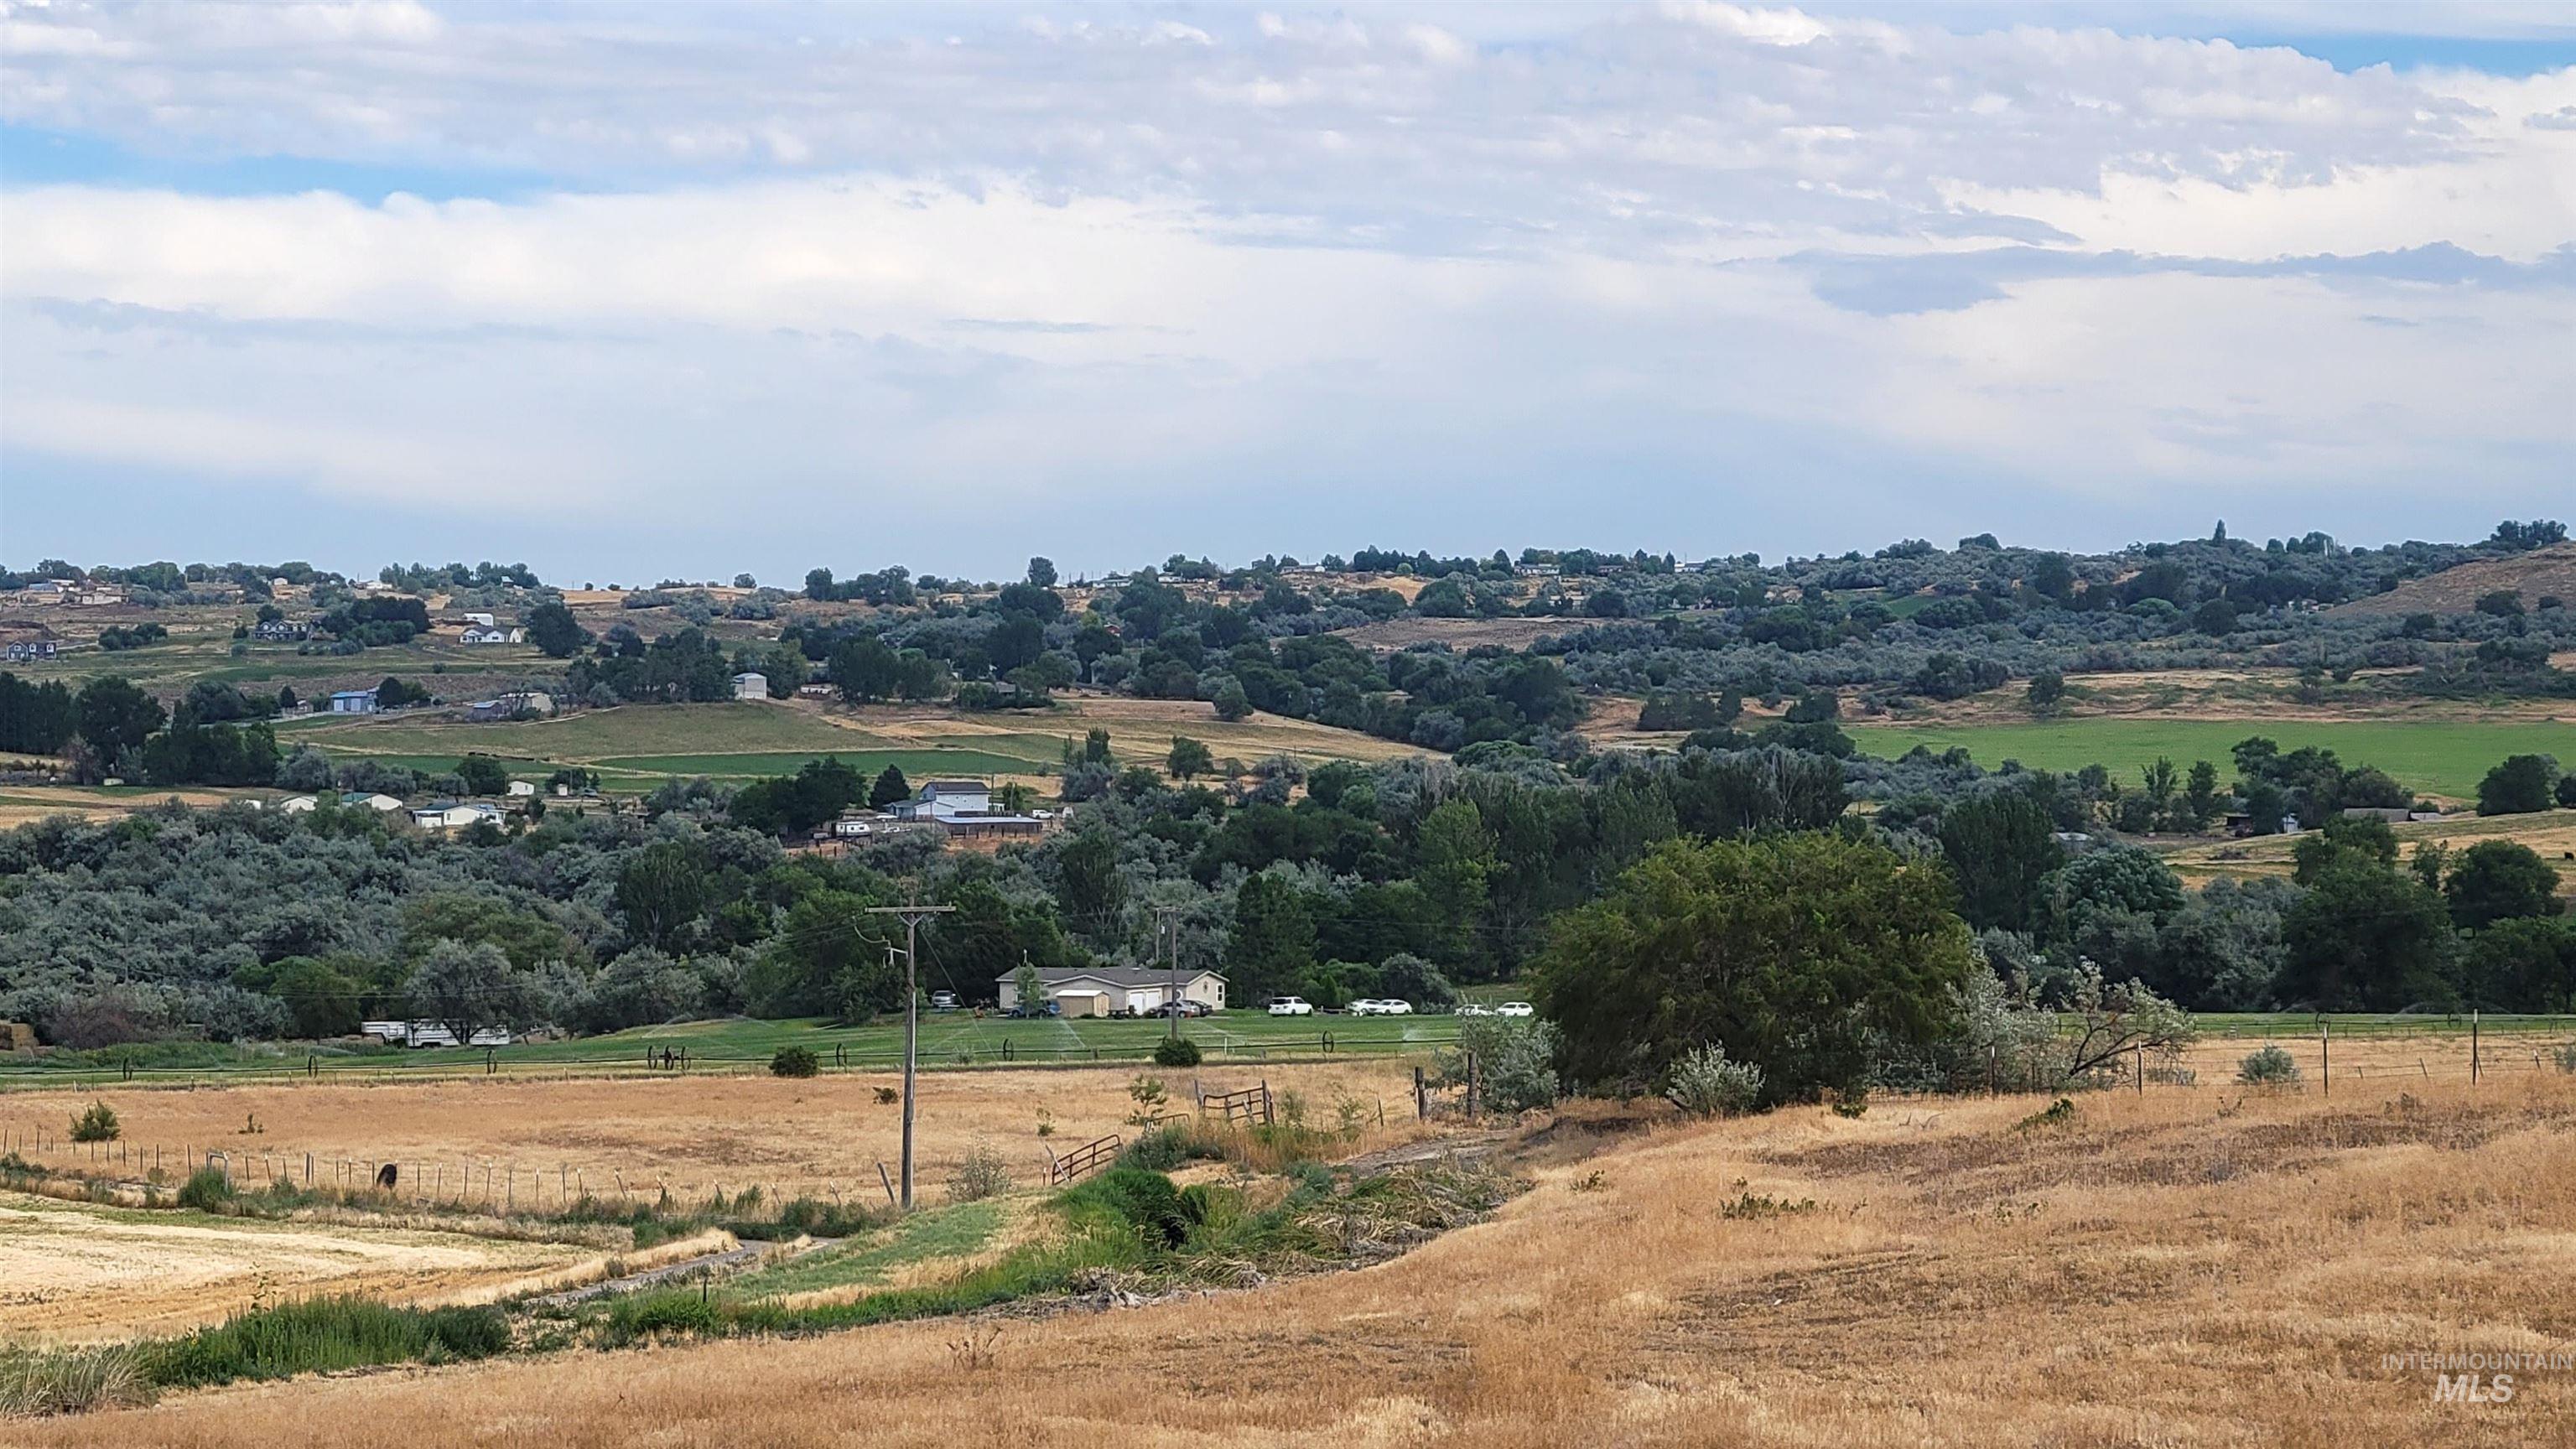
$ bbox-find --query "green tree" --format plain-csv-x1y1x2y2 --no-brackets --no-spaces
1414,799,1495,969
1535,833,1977,1104
75,677,164,757
269,956,363,1040
829,635,902,703
615,840,710,953
2182,760,2221,828
1082,727,1113,766
2278,860,2457,1010
2024,670,2065,716
525,600,587,657
870,765,911,808
2443,840,2563,931
2291,813,2397,884
1167,735,1214,781
1228,873,1316,1003
2477,755,2559,815
1937,791,2063,932
406,940,533,1041
1053,832,1125,929
1011,960,1045,1012
454,754,512,796
1026,557,1057,588
2461,916,2576,1012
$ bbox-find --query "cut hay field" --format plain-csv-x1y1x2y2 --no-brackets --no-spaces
1848,717,2573,800
0,1194,594,1346
33,1069,2574,1446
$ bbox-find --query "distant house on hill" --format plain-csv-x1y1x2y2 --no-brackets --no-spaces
2,639,56,662
328,688,380,714
460,625,523,645
730,671,769,701
252,619,309,641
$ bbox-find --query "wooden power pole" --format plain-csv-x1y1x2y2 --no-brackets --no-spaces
866,891,953,1209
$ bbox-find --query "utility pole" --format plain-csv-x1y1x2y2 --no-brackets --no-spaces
866,889,953,1209
1154,904,1182,1039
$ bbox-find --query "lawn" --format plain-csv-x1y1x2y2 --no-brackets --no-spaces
1847,717,2573,799
0,1012,1461,1088
593,749,1050,781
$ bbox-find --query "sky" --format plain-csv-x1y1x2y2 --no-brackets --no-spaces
1,2,2571,585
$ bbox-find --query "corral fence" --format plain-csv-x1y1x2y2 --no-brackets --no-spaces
1197,1079,1275,1129
1044,1133,1121,1187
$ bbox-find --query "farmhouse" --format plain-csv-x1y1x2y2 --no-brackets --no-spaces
339,791,406,813
409,801,505,831
730,671,769,701
277,795,319,814
252,619,310,641
994,964,1228,1015
460,625,525,645
2,639,56,662
467,690,556,721
886,777,1048,839
328,688,380,714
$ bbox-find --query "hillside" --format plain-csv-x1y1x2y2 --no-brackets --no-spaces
2328,542,2576,616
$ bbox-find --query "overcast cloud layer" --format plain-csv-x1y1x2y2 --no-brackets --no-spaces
2,1,2571,580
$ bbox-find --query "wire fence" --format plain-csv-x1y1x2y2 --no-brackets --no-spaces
0,1026,1462,1091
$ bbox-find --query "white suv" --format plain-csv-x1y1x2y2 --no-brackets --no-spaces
1267,996,1314,1016
1495,1001,1536,1018
1348,999,1412,1015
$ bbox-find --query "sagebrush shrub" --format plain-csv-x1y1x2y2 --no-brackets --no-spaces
1665,1045,1764,1118
1151,1036,1202,1067
2236,1045,2301,1085
948,1142,1013,1203
770,1045,819,1078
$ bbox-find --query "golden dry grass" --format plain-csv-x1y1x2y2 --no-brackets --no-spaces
0,1062,1426,1210
0,1194,595,1345
27,1072,2576,1446
2163,809,2576,896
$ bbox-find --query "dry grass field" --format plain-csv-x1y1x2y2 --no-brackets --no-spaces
29,1068,2573,1447
2162,809,2576,899
0,1062,1426,1210
0,1195,598,1345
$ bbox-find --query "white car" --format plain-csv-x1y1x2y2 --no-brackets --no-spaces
1348,999,1412,1016
1495,1001,1536,1018
1456,1003,1493,1017
1267,996,1314,1016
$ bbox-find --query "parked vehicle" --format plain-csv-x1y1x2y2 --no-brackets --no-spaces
1495,1001,1536,1018
1267,996,1314,1016
928,991,958,1011
1158,998,1213,1018
1007,1001,1062,1019
1347,999,1413,1015
1456,1003,1494,1017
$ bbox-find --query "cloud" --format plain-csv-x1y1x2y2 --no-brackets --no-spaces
0,3,2570,573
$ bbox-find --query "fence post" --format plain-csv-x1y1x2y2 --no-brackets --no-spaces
877,1161,897,1208
2471,1010,2480,1084
2320,1022,2329,1099
1414,1066,1427,1120
1465,1052,1481,1120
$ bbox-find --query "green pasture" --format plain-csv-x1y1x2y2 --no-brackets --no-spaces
1848,718,2571,799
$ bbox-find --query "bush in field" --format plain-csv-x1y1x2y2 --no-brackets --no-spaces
2551,1043,2576,1075
68,1101,120,1143
770,1045,819,1078
1438,1015,1561,1114
2236,1045,2301,1086
1665,1045,1764,1118
948,1142,1013,1203
1152,1035,1203,1067
175,1166,235,1213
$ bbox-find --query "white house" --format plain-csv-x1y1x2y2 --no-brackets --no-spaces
460,625,524,645
340,791,406,813
409,801,504,831
278,794,320,814
995,964,1227,1015
730,671,769,701
328,688,380,714
506,779,537,797
891,779,991,819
